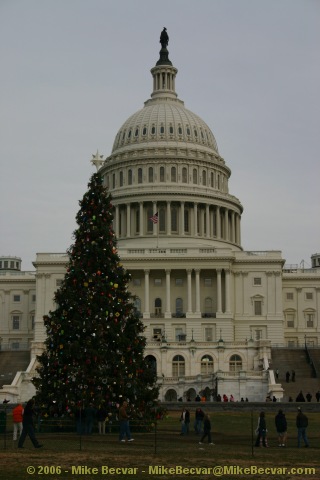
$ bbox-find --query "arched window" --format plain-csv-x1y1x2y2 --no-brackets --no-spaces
229,354,242,372
201,355,214,374
202,170,207,186
182,167,188,183
171,166,177,182
128,169,133,185
138,168,143,184
165,389,177,401
154,298,162,316
193,169,197,184
211,172,214,188
160,166,165,182
171,206,178,232
119,171,123,187
148,167,154,183
172,355,185,377
145,355,157,375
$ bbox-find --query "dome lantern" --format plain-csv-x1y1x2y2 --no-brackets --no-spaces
150,28,178,101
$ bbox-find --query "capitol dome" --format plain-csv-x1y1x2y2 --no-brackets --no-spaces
111,43,219,157
111,101,219,156
100,30,243,252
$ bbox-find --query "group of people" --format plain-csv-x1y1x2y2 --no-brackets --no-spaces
255,407,310,448
179,407,213,445
275,369,296,382
11,399,135,447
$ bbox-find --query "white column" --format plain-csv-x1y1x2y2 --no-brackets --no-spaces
217,269,222,314
231,211,235,243
139,202,143,236
180,201,185,236
216,206,221,239
195,269,201,315
126,204,131,238
167,201,171,236
165,269,171,318
115,205,119,238
224,209,229,241
225,269,231,314
186,269,192,316
143,270,150,318
194,203,198,236
237,214,241,245
206,204,210,237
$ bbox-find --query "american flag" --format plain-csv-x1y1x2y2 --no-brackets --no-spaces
150,212,159,224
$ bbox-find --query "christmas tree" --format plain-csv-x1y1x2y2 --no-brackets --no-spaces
33,172,158,414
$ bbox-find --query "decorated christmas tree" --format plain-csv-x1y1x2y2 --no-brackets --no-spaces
33,172,158,414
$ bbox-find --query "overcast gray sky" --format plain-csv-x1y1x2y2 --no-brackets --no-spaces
1,0,319,271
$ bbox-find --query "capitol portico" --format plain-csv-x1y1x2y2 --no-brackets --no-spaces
0,31,319,403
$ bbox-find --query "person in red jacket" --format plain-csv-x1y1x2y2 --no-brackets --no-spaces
12,403,24,441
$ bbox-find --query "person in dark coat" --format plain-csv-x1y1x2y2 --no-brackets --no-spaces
275,409,287,447
306,392,312,402
194,407,205,434
18,399,43,449
199,414,214,445
180,408,190,435
296,407,309,447
255,411,268,447
296,391,305,402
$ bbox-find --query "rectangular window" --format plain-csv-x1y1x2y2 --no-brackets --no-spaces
154,278,162,286
255,329,262,340
286,314,294,328
204,278,212,287
306,293,313,300
13,295,21,302
254,300,262,316
175,327,186,341
31,315,35,329
133,278,141,286
286,292,294,300
204,327,213,342
12,316,20,330
152,328,162,341
306,314,314,328
11,342,20,350
56,279,63,287
175,278,183,286
32,294,36,302
253,277,262,286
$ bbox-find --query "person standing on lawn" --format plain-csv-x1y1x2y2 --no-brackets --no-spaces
199,414,214,445
119,401,134,442
12,402,24,441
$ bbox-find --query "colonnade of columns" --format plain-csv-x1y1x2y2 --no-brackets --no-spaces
114,201,241,244
141,268,231,319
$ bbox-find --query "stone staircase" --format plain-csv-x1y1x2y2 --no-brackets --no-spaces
0,351,31,388
271,348,320,402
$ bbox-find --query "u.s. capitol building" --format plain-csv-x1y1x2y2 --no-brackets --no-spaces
1,31,319,402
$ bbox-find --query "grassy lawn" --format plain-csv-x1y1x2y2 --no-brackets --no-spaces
0,410,319,480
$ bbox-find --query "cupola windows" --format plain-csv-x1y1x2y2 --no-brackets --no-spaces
142,127,147,136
